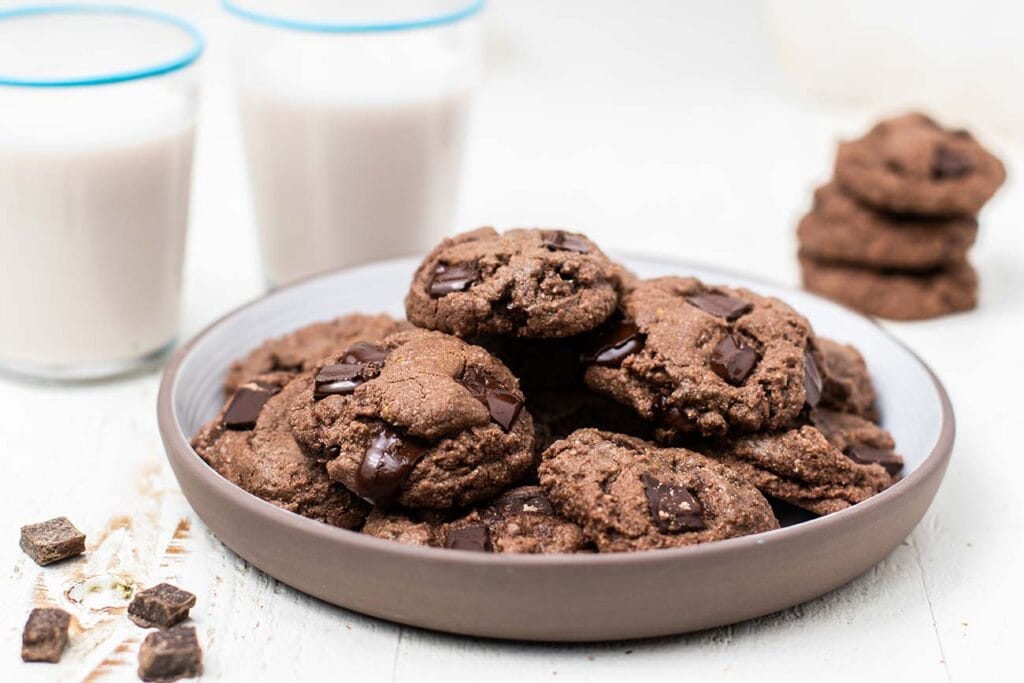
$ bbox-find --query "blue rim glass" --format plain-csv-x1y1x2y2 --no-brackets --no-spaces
0,4,205,88
222,0,485,33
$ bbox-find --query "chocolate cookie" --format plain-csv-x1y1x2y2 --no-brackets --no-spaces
539,429,779,552
800,255,978,320
224,313,409,394
834,113,1005,216
798,182,978,270
405,227,627,339
713,425,893,515
810,408,903,476
192,372,369,528
583,277,819,438
817,337,878,420
288,329,535,509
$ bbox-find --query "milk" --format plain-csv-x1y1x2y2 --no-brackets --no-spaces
239,86,470,285
230,24,478,286
0,85,195,374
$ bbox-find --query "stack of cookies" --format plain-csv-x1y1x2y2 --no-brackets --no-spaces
798,113,1005,320
194,227,903,554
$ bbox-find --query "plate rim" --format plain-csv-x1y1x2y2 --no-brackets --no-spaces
157,254,955,567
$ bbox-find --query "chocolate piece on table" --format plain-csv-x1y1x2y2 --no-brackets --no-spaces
137,625,202,683
20,516,86,566
685,291,753,321
354,430,428,506
427,261,479,298
223,381,280,430
584,320,644,368
21,608,71,663
128,583,197,629
445,523,492,552
710,334,760,386
540,229,590,253
640,473,706,533
460,366,524,431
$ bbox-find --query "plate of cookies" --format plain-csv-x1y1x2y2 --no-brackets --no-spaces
157,228,953,641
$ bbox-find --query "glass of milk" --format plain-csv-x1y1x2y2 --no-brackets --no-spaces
224,0,484,286
0,6,203,381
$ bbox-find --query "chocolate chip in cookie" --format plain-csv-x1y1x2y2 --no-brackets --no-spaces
223,381,281,430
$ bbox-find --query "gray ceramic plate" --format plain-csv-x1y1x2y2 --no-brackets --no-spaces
157,256,953,642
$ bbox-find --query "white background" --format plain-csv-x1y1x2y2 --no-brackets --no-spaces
1,1,1022,681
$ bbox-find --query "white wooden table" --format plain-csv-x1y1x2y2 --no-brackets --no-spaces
2,2,1021,680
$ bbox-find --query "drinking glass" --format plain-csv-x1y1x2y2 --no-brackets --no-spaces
0,5,203,380
223,0,484,286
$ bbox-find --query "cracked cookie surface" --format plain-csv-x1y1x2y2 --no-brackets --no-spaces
583,276,819,438
405,227,627,338
712,425,893,515
539,429,778,552
192,372,369,528
288,329,535,509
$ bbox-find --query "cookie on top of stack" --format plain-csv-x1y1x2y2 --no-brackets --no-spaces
798,113,1005,320
193,227,904,554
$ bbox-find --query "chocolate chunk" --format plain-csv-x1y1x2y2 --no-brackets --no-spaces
223,381,280,430
710,334,760,386
138,625,202,683
932,145,973,179
657,396,695,432
584,321,645,367
845,445,903,476
685,291,753,321
427,261,479,298
540,229,590,253
460,366,524,431
803,348,823,408
314,342,390,399
342,341,388,364
490,488,555,517
354,430,428,506
445,523,492,552
640,473,705,533
20,517,86,566
21,608,71,663
314,363,365,399
128,583,197,629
